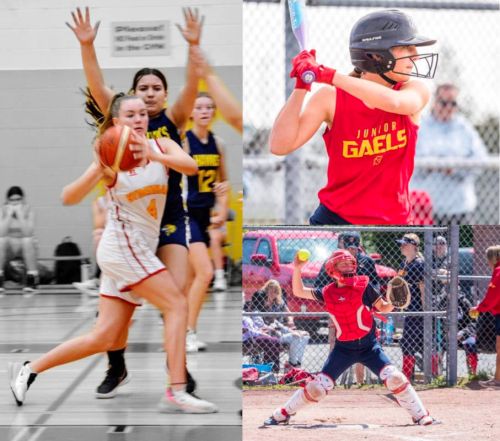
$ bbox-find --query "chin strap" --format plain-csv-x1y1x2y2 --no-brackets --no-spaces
379,72,398,86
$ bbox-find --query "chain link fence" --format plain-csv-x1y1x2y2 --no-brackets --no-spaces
242,225,499,386
243,0,500,224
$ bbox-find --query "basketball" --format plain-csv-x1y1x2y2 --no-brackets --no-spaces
97,125,141,172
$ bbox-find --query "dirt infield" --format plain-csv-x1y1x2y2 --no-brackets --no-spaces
243,385,500,441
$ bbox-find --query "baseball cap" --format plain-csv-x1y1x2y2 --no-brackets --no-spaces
341,231,361,248
433,235,447,245
396,234,420,247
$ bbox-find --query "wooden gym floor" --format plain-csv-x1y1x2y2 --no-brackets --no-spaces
0,287,242,441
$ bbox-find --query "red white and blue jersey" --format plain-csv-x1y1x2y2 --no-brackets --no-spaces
318,83,419,225
312,276,381,341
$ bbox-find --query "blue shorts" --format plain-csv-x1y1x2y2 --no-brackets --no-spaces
158,217,188,248
188,207,211,246
321,329,391,381
496,314,500,336
309,204,350,226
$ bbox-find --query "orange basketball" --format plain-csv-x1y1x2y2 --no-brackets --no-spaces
97,125,141,172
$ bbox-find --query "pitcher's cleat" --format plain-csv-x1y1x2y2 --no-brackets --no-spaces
159,388,218,414
9,361,37,406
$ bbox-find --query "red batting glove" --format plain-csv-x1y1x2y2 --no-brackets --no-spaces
291,49,336,88
290,50,316,91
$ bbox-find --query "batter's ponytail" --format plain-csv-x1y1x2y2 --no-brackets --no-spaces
349,67,363,78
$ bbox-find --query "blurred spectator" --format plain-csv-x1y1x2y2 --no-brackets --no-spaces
252,279,295,328
470,245,500,387
315,232,379,290
0,186,39,294
242,300,282,373
432,236,478,376
432,235,449,307
252,280,310,369
396,233,439,380
411,84,489,225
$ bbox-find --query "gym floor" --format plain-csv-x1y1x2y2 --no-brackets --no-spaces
0,287,242,441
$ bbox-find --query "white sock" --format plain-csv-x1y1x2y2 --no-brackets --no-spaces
282,388,313,416
215,269,225,279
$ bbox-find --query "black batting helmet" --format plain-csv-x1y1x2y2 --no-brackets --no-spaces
349,9,438,81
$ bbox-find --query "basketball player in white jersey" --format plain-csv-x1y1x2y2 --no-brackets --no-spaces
9,94,218,414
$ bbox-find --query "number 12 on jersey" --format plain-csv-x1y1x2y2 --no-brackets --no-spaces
198,169,217,193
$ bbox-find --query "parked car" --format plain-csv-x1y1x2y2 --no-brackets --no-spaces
243,229,397,336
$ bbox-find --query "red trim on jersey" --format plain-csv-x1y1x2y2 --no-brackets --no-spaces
100,293,141,307
120,267,167,292
155,138,166,154
154,138,170,176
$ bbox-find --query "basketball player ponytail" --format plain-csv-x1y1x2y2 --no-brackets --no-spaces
81,87,105,131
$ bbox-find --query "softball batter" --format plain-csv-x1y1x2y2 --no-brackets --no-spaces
270,9,438,225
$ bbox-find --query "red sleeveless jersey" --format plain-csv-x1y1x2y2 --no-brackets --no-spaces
322,276,373,341
318,83,419,225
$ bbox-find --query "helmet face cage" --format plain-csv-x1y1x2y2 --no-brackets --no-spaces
391,52,439,80
350,48,438,80
325,251,357,286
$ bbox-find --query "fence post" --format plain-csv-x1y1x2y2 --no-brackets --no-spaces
423,229,434,383
447,225,459,386
284,1,302,224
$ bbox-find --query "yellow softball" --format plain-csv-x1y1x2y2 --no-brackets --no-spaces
297,249,311,262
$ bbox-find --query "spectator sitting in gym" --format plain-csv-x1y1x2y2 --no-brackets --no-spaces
0,186,39,294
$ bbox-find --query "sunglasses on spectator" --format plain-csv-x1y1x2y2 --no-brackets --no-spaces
437,99,457,107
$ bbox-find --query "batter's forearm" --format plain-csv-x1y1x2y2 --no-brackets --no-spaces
269,90,307,155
